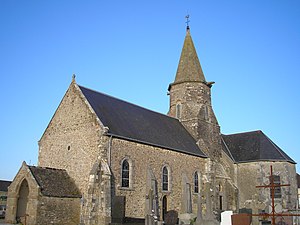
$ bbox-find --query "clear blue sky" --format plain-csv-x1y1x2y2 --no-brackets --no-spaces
1,1,299,181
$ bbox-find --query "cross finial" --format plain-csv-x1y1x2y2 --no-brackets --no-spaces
185,14,190,30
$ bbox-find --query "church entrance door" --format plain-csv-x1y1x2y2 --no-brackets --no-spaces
162,195,167,221
16,179,29,221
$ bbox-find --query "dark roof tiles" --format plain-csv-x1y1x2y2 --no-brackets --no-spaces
79,85,206,158
222,130,295,164
77,85,293,164
29,166,81,198
0,180,12,192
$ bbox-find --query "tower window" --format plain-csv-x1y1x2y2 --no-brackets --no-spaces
204,105,209,121
121,159,130,188
176,103,182,119
162,166,169,191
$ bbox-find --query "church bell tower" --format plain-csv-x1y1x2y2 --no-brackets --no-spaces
168,25,221,160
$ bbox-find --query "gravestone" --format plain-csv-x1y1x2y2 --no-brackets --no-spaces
205,185,213,221
179,173,196,224
111,196,125,223
186,183,192,213
220,211,233,225
181,174,192,213
145,167,159,225
195,193,203,225
276,216,292,225
239,208,252,214
164,210,178,225
231,213,251,225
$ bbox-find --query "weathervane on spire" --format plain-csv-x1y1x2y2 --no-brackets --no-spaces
185,14,190,29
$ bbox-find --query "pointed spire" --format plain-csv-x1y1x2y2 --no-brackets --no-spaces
173,26,206,84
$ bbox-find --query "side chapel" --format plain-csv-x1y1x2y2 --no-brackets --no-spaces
5,25,298,225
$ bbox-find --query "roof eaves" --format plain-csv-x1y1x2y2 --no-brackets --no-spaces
223,130,262,137
263,132,296,164
235,159,296,164
0,180,12,192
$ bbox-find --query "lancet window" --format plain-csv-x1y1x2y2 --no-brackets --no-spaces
162,166,169,191
121,159,130,188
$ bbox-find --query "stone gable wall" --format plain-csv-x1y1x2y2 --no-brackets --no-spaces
38,83,103,195
110,137,207,219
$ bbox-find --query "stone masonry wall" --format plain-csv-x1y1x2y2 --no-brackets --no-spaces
168,82,221,161
215,151,239,212
237,161,298,225
38,82,103,196
36,196,81,225
110,137,208,219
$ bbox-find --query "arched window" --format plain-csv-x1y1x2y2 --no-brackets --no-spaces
176,103,181,119
162,166,169,191
121,159,130,188
194,172,199,193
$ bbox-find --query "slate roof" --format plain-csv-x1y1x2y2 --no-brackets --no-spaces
0,180,11,192
78,85,206,158
221,138,235,161
222,130,295,164
29,166,81,198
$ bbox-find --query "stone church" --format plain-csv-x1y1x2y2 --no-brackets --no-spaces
5,26,298,225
